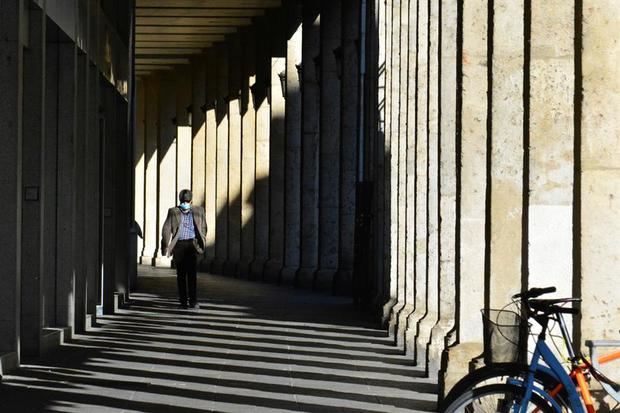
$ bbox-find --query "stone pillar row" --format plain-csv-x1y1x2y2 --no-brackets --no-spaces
373,0,620,397
0,0,132,369
136,0,361,294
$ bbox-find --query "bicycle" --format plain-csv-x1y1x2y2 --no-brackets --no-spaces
442,287,620,412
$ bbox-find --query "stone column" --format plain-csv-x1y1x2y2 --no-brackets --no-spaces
263,15,287,283
429,0,459,378
191,57,207,207
388,0,409,343
380,0,398,324
142,76,159,264
134,79,146,265
297,4,321,288
113,94,130,302
204,50,218,270
528,2,574,298
315,0,341,290
417,0,442,370
73,52,88,332
250,21,271,280
334,0,360,294
21,1,45,356
226,36,242,276
580,1,620,341
0,0,22,362
155,74,176,268
85,63,100,315
102,83,117,314
56,41,77,325
43,40,58,327
176,67,192,193
370,0,387,310
443,0,488,393
281,3,303,285
405,0,428,357
213,45,230,274
239,29,257,277
488,0,525,308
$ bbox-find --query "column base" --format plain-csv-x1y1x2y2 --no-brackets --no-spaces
198,257,214,273
140,255,155,265
394,303,415,347
280,265,299,285
0,352,18,378
333,268,353,295
263,259,283,284
314,268,336,291
249,258,267,280
441,342,484,399
223,260,239,277
237,259,252,278
211,258,226,275
296,266,318,289
40,327,73,356
153,256,172,268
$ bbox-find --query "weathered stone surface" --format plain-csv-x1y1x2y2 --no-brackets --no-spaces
315,0,341,290
204,49,218,268
142,76,159,263
444,0,488,389
489,0,524,307
297,6,321,288
191,57,206,207
528,1,574,299
281,15,303,285
239,30,257,278
581,0,620,342
213,46,229,274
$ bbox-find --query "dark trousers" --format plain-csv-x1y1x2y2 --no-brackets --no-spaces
173,240,198,305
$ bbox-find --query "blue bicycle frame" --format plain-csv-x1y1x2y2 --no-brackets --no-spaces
507,338,584,413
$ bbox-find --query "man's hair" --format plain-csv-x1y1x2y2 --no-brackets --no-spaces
179,189,193,203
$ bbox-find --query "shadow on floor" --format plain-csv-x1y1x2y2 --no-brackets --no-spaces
0,265,437,412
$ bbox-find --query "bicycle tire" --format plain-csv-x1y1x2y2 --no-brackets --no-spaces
442,363,570,411
442,383,555,413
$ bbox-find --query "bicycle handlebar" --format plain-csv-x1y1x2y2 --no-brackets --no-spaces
512,286,556,300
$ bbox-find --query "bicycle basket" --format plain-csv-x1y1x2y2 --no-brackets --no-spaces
482,309,527,365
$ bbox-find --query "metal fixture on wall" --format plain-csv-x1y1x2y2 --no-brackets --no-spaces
278,70,286,98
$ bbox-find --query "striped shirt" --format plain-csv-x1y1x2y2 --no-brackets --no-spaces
178,210,196,240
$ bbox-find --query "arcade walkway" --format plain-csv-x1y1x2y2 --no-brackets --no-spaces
0,266,437,413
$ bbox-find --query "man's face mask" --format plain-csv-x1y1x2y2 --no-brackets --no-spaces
180,202,191,211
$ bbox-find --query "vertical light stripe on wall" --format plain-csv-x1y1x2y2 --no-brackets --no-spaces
488,0,524,307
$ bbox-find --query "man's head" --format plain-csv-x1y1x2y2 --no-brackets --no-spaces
179,189,193,204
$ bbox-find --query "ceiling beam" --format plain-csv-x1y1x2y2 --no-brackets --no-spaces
136,0,280,8
136,47,205,55
136,57,190,65
137,16,252,26
136,26,237,34
136,41,213,48
136,7,264,17
135,64,174,71
136,34,226,42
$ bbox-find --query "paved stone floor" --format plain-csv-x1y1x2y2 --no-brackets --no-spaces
0,265,437,412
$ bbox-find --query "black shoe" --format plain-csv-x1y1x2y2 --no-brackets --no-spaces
179,303,188,309
189,302,200,310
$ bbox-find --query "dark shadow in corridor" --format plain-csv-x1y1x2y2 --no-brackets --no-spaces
0,266,437,413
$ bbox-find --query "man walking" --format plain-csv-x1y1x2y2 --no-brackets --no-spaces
161,189,207,309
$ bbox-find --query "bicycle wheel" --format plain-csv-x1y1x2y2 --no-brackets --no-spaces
442,364,570,411
443,383,555,413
